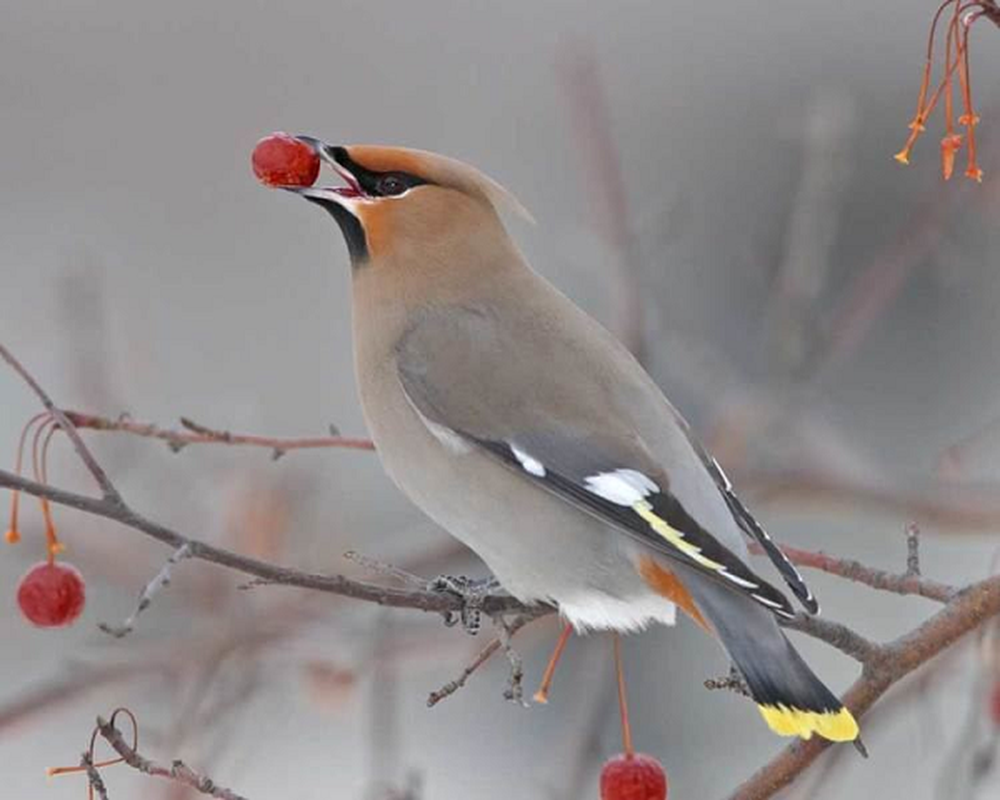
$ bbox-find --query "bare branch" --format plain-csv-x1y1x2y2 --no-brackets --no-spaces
753,540,956,603
81,752,110,800
96,716,248,800
0,343,123,505
781,613,880,663
6,347,1000,800
496,615,527,706
63,410,375,455
0,467,530,617
98,543,192,638
427,612,542,707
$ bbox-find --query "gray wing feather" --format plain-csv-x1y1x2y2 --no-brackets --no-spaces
395,304,804,618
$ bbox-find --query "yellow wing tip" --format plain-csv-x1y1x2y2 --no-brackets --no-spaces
758,703,859,742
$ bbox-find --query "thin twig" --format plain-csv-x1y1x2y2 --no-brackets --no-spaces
0,344,123,505
496,616,527,706
81,752,109,800
7,348,1000,800
782,614,881,663
96,716,248,800
344,550,427,588
98,543,192,638
63,410,374,456
426,612,541,707
752,540,956,603
0,467,530,617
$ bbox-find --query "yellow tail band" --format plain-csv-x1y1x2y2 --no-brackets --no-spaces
758,703,859,742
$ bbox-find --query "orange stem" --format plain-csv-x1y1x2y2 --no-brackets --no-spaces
613,634,634,757
5,412,50,544
959,12,984,181
31,417,61,561
533,623,573,703
48,707,139,790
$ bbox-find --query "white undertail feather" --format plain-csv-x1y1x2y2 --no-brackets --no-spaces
559,592,677,633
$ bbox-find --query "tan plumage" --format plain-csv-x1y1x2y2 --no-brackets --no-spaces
276,140,859,743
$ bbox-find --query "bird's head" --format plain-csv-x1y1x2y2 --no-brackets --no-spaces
284,139,531,269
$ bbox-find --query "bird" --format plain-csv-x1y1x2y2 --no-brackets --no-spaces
273,138,859,744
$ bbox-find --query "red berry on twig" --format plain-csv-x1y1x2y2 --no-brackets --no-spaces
252,133,320,188
600,753,668,800
17,561,85,627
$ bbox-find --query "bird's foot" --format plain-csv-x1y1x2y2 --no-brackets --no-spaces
427,575,501,635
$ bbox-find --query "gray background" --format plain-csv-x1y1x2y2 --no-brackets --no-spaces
3,1,1000,798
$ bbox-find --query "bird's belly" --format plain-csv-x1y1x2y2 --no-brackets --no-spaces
361,377,675,631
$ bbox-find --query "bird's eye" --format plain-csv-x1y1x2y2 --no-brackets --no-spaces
376,174,408,196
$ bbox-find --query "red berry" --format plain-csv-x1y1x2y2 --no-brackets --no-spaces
600,753,668,800
251,133,320,188
16,561,85,628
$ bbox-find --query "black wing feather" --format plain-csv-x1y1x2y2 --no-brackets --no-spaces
701,453,819,614
474,437,796,619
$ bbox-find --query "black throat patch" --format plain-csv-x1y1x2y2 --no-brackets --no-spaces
303,196,369,266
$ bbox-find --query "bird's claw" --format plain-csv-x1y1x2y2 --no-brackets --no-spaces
428,575,500,635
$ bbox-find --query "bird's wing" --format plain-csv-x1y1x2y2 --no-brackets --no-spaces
695,442,819,613
395,304,798,619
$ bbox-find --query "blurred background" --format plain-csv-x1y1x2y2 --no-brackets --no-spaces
3,1,1000,797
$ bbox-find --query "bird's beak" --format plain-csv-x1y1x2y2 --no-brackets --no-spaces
281,136,367,208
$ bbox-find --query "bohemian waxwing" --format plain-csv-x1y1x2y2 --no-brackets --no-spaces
276,138,859,744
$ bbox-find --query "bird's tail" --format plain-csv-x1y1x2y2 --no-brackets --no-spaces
682,571,859,742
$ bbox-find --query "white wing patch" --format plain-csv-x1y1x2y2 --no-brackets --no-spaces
510,445,546,477
584,469,659,506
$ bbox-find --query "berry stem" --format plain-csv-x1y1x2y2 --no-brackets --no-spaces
48,707,137,783
534,623,574,703
5,412,51,544
959,10,984,181
31,418,62,561
613,633,634,758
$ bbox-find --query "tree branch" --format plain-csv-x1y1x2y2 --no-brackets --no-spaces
81,752,110,800
0,344,122,505
755,541,957,604
0,467,528,618
5,346,1000,800
62,410,374,457
95,715,248,800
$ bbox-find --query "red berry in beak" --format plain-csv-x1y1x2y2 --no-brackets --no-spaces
252,132,320,188
600,753,668,800
17,561,86,627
